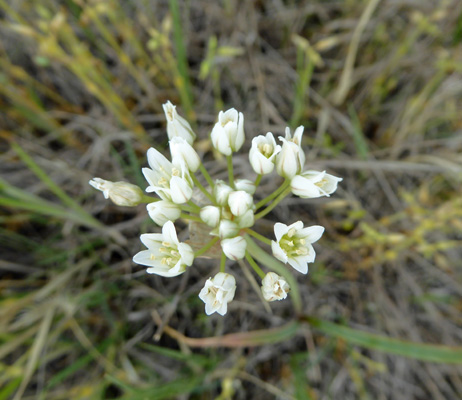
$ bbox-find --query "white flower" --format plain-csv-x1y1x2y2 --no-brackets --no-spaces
228,190,253,217
163,101,196,145
271,221,324,274
199,272,236,315
291,170,342,198
235,179,256,195
89,178,143,206
261,272,290,302
200,205,221,227
249,132,281,175
169,136,201,172
275,126,306,179
221,236,246,260
211,108,245,155
133,221,194,277
214,180,233,206
142,147,193,204
147,200,181,225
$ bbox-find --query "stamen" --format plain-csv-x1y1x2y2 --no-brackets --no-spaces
172,168,180,177
162,241,171,247
288,228,296,238
150,254,156,260
161,257,167,264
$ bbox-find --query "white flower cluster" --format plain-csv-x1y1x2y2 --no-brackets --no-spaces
89,101,342,316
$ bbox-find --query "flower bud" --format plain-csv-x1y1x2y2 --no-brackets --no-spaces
210,108,245,155
163,101,196,145
218,220,239,239
261,272,290,302
200,205,221,227
228,190,253,217
235,208,254,228
249,132,281,175
235,179,256,195
169,137,201,172
291,170,342,198
221,236,247,260
275,126,306,179
146,200,181,225
89,178,143,207
214,180,233,206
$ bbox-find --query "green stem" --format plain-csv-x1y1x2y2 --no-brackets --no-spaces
220,252,226,272
180,204,200,214
245,251,265,279
227,155,235,189
254,186,292,220
141,195,160,204
255,180,289,209
194,236,220,258
244,229,272,246
199,163,214,189
180,213,202,222
191,174,216,205
254,174,262,188
187,200,201,213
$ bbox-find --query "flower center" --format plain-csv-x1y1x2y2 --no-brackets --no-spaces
315,178,328,188
279,231,308,257
258,142,273,158
154,241,181,268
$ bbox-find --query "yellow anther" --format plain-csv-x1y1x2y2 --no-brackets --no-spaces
299,238,306,245
150,254,156,260
161,257,167,265
287,241,294,247
172,168,180,176
288,228,296,238
162,241,171,247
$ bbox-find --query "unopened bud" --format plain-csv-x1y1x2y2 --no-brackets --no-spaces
89,178,143,207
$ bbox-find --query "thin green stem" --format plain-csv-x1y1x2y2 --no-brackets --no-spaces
141,195,160,204
194,236,220,258
187,200,201,213
255,179,289,209
244,229,272,246
180,204,200,214
191,174,216,205
254,186,292,220
245,251,266,279
226,155,235,188
254,174,262,188
180,213,202,222
220,252,226,273
199,163,214,189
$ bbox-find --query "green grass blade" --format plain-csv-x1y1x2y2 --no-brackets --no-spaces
306,317,462,364
168,0,194,119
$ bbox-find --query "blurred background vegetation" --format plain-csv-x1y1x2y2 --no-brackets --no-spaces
1,0,462,399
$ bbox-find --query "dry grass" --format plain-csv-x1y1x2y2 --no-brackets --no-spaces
1,0,462,399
